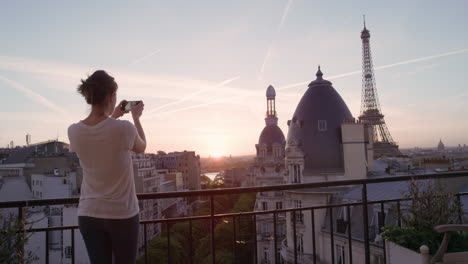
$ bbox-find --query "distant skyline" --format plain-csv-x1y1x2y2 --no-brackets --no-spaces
1,1,467,157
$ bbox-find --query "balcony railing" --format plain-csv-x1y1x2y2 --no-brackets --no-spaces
1,172,468,264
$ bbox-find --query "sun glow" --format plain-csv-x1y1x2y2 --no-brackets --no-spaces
206,134,227,158
211,152,224,158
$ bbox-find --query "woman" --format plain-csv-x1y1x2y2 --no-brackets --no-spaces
68,70,146,264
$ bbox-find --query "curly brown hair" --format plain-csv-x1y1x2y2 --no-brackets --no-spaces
77,70,118,105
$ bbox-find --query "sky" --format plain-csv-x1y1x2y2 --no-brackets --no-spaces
1,0,467,157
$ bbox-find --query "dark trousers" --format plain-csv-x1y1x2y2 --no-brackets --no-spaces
78,214,139,264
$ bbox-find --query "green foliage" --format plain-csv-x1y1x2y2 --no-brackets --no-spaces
232,193,256,213
401,180,460,232
382,226,441,253
0,213,38,264
382,226,468,254
142,192,257,263
136,236,185,264
200,174,212,187
382,180,467,254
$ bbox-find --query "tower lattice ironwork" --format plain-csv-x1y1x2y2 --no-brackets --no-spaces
359,17,399,157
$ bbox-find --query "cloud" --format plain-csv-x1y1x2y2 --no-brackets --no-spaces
0,75,70,119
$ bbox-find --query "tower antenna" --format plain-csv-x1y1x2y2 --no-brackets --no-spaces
363,14,366,28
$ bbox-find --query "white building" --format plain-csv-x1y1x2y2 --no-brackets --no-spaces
132,153,188,257
132,153,162,256
253,85,287,264
154,151,201,190
281,67,374,264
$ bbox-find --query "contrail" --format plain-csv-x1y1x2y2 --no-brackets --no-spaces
147,76,240,114
0,75,70,118
374,48,468,71
154,48,468,116
277,48,468,90
128,49,161,67
259,0,294,79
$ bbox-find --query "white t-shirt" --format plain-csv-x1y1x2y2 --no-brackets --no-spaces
68,117,140,219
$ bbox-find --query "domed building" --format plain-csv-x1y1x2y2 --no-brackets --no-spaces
281,67,374,263
251,85,287,264
437,139,445,153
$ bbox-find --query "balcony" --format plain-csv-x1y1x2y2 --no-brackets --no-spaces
1,172,468,264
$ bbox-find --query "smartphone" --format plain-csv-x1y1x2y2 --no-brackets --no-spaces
121,101,142,111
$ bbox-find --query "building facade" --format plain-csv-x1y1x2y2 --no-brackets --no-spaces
253,85,287,264
154,151,201,190
281,67,374,264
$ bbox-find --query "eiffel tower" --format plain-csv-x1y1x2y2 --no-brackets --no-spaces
359,17,399,158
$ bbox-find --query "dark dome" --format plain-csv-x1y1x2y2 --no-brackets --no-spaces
259,125,285,146
287,67,353,173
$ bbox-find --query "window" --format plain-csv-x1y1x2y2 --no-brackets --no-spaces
296,234,304,253
263,248,269,262
291,164,301,183
336,244,345,264
294,200,301,208
65,246,72,258
293,200,303,224
262,202,268,211
277,247,284,264
336,207,349,233
371,254,384,264
276,202,282,210
318,120,327,131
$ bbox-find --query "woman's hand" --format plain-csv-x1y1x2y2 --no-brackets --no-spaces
131,101,144,120
111,100,129,119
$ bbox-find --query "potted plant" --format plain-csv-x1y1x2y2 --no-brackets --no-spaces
382,180,468,264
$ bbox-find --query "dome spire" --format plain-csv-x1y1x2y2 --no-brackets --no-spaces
316,65,323,80
265,85,278,125
308,65,331,87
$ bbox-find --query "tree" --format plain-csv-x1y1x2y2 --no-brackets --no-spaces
0,212,38,264
137,236,185,264
201,174,212,188
382,180,468,254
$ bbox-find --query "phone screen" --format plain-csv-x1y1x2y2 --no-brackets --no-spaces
124,101,141,111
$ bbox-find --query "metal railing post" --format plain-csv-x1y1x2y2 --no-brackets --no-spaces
329,207,335,264
189,219,193,264
311,208,317,264
233,216,237,264
292,211,297,264
396,200,401,228
167,222,171,264
144,223,148,264
253,214,258,264
71,229,75,264
346,205,353,264
381,202,386,264
273,212,278,264
45,229,49,264
362,184,370,264
210,195,216,264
